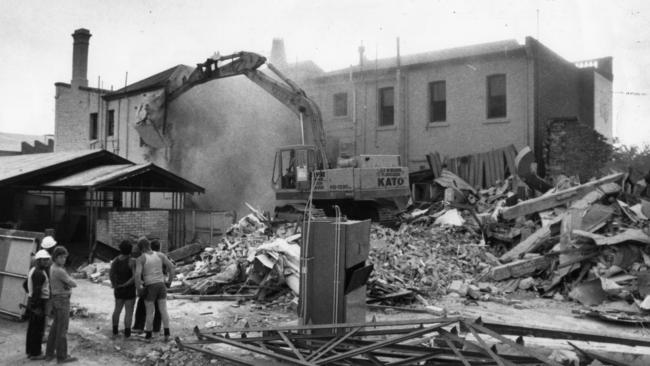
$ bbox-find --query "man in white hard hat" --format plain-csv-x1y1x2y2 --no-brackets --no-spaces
40,236,57,253
25,250,51,360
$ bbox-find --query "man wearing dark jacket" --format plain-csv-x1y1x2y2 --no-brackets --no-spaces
25,250,51,360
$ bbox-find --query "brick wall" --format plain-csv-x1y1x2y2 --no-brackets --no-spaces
54,83,103,152
99,210,169,252
544,118,612,181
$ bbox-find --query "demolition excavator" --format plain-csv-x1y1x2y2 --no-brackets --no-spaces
167,51,410,221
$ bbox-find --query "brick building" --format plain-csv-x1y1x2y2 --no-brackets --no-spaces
295,37,613,176
54,29,612,213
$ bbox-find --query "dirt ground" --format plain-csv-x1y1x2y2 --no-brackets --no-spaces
2,279,650,365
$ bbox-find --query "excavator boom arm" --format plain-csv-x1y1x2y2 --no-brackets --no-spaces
168,51,329,168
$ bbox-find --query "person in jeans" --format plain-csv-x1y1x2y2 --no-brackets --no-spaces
25,250,51,360
132,240,161,334
134,237,174,341
109,240,136,338
45,246,77,363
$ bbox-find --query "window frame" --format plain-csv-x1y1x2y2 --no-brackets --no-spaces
486,74,507,119
428,81,447,123
333,92,348,117
106,109,115,137
89,112,98,140
378,87,395,127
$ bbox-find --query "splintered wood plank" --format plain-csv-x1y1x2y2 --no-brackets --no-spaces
499,214,565,262
490,255,553,280
500,173,624,220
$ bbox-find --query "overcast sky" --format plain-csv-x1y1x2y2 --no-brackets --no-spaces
1,0,649,146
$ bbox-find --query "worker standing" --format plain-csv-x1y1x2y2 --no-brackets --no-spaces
45,246,77,363
25,250,51,360
134,237,175,341
109,240,136,338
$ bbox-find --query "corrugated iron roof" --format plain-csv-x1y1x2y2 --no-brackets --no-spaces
44,164,139,188
0,149,203,193
0,150,101,183
43,162,205,193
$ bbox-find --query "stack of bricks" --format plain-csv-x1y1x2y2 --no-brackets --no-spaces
108,210,169,252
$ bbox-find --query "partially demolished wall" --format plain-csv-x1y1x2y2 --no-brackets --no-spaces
158,77,300,216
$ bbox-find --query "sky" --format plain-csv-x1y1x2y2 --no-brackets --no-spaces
1,0,649,146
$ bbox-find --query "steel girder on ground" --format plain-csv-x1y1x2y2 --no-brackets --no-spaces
175,316,599,365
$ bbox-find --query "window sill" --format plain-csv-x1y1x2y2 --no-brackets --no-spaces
483,118,510,125
427,122,450,129
376,125,397,131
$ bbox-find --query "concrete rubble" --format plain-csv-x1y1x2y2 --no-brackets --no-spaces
64,154,650,365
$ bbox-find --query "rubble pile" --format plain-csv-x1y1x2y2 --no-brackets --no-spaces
409,165,650,321
397,163,650,320
367,223,490,302
75,262,112,285
489,189,650,315
170,211,301,305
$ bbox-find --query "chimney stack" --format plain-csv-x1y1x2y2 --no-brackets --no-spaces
71,28,91,88
270,38,287,68
358,43,366,67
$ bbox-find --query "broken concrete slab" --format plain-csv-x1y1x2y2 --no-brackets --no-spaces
569,279,608,306
500,173,623,220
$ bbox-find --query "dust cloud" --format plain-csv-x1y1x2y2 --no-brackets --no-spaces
161,75,300,217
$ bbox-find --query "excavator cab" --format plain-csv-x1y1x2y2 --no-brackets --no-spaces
273,145,322,192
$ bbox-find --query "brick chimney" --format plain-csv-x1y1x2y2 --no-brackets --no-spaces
71,28,91,88
358,42,366,67
270,38,287,68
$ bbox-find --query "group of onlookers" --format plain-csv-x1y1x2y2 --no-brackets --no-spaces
25,235,175,363
109,237,174,341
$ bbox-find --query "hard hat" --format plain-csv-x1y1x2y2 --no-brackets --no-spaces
41,236,57,249
35,249,51,260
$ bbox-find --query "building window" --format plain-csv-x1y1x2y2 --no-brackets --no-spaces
379,87,394,126
89,113,98,140
139,192,150,209
487,74,506,119
429,81,446,122
333,92,348,117
106,109,115,137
